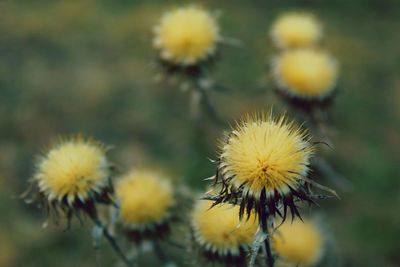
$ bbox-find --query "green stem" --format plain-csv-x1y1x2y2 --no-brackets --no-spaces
153,241,167,263
190,72,226,127
197,85,225,126
89,214,133,267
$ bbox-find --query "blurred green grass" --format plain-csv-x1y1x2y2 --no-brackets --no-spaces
1,0,400,266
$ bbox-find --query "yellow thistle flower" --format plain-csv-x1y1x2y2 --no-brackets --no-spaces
34,137,110,206
272,218,323,266
271,12,322,49
116,170,175,230
221,114,313,197
191,200,258,256
153,6,220,66
212,113,317,229
272,49,338,99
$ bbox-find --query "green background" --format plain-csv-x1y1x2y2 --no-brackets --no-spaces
1,0,399,266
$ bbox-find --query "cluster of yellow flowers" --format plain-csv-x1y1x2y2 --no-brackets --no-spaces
209,113,328,265
271,12,338,100
30,125,326,266
32,137,175,232
26,5,339,267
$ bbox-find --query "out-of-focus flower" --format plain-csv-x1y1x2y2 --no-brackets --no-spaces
272,49,338,99
115,169,175,239
271,12,322,49
191,199,258,261
272,218,324,267
153,6,220,66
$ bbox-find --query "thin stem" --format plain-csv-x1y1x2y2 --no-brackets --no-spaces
88,214,133,267
313,157,352,191
249,230,267,267
153,241,167,263
220,36,244,47
263,223,274,267
198,86,225,126
191,75,226,127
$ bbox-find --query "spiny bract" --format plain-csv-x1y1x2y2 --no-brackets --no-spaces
272,218,323,267
271,12,322,49
191,200,258,256
35,137,110,205
116,170,174,229
153,6,220,66
273,49,338,99
221,114,313,198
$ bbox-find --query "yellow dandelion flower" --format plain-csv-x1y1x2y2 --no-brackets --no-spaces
191,200,258,256
34,137,111,206
271,12,322,49
272,218,323,266
116,170,175,230
213,113,316,229
272,49,338,99
153,6,220,66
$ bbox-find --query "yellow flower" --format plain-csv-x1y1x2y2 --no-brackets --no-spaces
191,200,258,256
35,137,110,206
221,114,313,198
273,49,338,99
272,218,323,266
271,12,322,49
116,170,174,230
153,6,220,66
211,113,317,229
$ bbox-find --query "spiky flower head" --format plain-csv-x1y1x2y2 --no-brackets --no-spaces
272,49,338,99
34,137,111,208
115,169,175,231
271,12,322,49
153,6,220,66
191,200,258,257
272,218,323,266
212,113,317,229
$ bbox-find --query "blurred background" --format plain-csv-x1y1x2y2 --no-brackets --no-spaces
1,0,399,266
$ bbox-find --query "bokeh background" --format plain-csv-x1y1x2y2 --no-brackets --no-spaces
1,0,400,266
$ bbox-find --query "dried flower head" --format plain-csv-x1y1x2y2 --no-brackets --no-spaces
191,200,258,257
271,12,322,49
211,113,322,230
272,218,323,266
115,169,175,231
31,136,113,222
272,49,338,99
153,6,220,66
